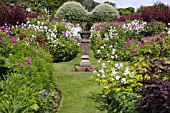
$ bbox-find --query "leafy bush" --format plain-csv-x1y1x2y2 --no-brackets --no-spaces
54,1,88,23
91,3,119,22
141,4,170,25
90,20,169,61
100,92,139,113
0,4,27,26
141,21,167,36
0,26,57,112
137,60,170,113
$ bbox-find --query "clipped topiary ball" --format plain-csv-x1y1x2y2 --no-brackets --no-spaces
55,1,88,22
91,3,119,22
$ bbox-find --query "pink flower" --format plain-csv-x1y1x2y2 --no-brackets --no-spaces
18,62,22,66
12,38,17,43
130,52,138,57
6,28,12,34
127,39,134,44
0,38,6,42
158,40,162,42
137,68,140,70
26,59,31,66
139,43,143,47
124,43,128,50
132,48,136,51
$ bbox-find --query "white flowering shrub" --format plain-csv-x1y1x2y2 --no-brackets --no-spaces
91,3,119,22
7,18,81,62
55,1,88,22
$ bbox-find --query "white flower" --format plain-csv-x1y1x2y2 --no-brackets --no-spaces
37,21,40,25
98,58,102,62
93,70,97,74
111,78,115,81
112,68,117,76
123,68,130,76
107,60,110,62
112,48,116,54
97,50,101,54
115,63,123,69
100,46,104,49
168,28,170,35
109,45,113,48
102,63,106,68
121,78,126,83
111,56,114,59
129,72,135,77
115,75,120,80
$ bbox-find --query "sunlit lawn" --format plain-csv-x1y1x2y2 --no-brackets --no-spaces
54,50,107,113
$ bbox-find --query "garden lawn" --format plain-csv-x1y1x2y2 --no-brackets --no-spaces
54,51,107,113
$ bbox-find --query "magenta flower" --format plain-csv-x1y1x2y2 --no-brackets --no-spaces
0,38,6,42
130,52,138,57
152,38,157,41
12,38,18,43
132,48,136,51
26,59,31,66
139,43,143,47
161,35,165,39
127,39,134,44
137,68,140,71
18,62,23,66
6,28,12,34
158,40,162,43
124,43,128,50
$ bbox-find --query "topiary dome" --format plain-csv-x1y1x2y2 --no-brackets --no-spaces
55,1,88,22
91,3,119,22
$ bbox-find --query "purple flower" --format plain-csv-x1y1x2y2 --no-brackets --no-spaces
42,91,45,99
152,38,157,41
18,62,23,66
161,35,165,40
12,38,17,43
61,31,66,35
6,28,12,34
130,52,138,57
127,39,134,44
26,59,31,66
139,43,143,47
0,37,6,42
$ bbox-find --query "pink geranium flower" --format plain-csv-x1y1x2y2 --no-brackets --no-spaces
12,38,18,43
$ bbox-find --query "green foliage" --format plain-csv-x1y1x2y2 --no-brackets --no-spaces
55,1,88,23
91,3,119,22
100,92,139,113
0,26,57,112
141,22,167,36
50,36,80,62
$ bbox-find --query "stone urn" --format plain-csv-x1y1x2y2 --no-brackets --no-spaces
75,31,95,72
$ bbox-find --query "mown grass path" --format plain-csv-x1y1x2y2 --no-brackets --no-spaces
53,53,107,113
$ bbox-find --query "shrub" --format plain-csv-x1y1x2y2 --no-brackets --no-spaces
54,1,88,23
140,4,170,25
91,3,119,22
141,21,167,36
0,26,57,112
0,4,27,26
137,60,170,113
